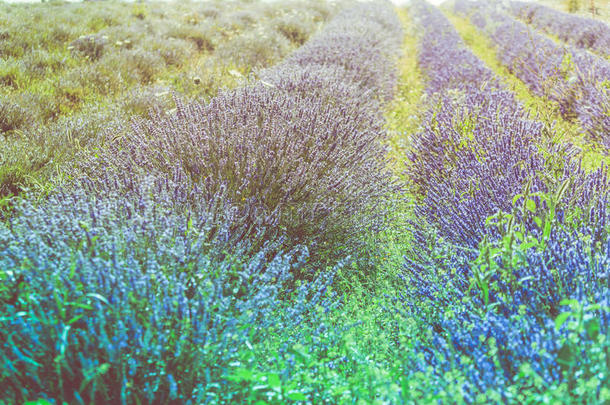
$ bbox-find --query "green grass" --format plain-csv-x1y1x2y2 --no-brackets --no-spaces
385,8,426,183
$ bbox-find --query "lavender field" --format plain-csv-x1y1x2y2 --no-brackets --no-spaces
0,0,609,403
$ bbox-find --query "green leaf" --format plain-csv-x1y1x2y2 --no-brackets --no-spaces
519,240,539,251
560,299,579,307
54,290,65,320
585,303,602,311
555,312,571,331
525,199,536,213
58,325,71,357
543,219,552,240
24,400,53,405
585,318,600,340
228,368,254,382
286,392,307,401
506,215,515,232
267,373,281,391
557,343,575,369
65,302,93,311
289,344,311,364
11,341,42,368
98,363,110,374
517,276,534,284
555,178,571,204
533,216,542,228
67,314,85,326
481,282,489,307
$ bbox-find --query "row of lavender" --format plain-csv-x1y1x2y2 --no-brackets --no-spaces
0,2,402,403
509,0,610,57
399,0,608,399
455,0,610,149
408,0,545,250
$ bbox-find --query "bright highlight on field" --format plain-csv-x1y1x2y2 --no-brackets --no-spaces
0,0,608,403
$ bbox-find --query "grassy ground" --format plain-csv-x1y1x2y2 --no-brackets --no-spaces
385,8,425,182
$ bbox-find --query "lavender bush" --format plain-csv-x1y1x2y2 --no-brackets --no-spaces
407,0,545,249
0,0,336,205
84,1,402,266
69,34,108,61
0,99,27,134
280,3,402,102
0,172,340,403
0,1,404,402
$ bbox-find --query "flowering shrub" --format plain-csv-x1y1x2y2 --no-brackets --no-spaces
0,173,341,403
0,1,403,403
85,1,402,266
215,26,292,68
281,3,402,102
0,99,27,134
407,0,545,249
69,34,108,61
0,0,334,204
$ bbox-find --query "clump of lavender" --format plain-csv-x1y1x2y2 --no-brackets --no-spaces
0,1,405,401
83,0,402,265
400,191,610,399
69,34,108,61
407,0,545,249
0,170,343,403
0,99,27,134
279,2,402,101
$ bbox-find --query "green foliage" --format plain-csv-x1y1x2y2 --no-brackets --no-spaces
554,299,610,401
0,100,27,134
568,0,581,12
0,164,26,199
0,58,27,90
